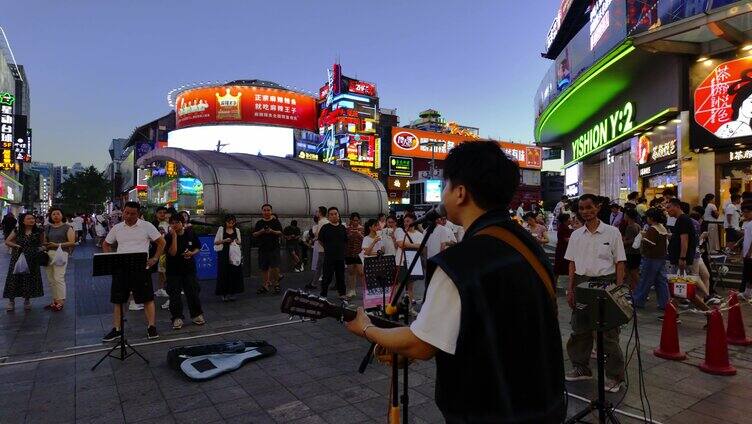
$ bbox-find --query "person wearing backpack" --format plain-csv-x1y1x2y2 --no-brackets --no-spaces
43,207,76,311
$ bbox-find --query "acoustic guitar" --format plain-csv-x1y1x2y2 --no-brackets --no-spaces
280,289,402,329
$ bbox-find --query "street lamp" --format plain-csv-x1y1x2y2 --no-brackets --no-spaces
419,140,443,178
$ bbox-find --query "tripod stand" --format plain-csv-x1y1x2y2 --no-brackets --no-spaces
91,302,149,370
91,252,150,371
358,222,437,424
566,296,618,424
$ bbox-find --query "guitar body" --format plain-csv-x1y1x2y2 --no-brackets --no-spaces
167,340,276,381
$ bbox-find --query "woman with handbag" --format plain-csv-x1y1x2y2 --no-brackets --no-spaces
43,208,76,311
3,213,44,311
214,215,244,301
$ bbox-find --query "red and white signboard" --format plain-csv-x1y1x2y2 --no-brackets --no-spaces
175,85,318,132
348,80,377,97
694,56,752,139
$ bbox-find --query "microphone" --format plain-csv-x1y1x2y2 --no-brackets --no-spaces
410,204,446,227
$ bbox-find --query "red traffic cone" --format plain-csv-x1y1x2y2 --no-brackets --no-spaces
726,291,752,346
699,309,737,376
654,300,686,361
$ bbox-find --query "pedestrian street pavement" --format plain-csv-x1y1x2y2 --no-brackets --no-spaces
1,241,752,423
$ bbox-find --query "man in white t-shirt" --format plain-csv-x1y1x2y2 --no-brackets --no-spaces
725,194,742,249
102,201,165,342
425,216,457,259
345,141,564,422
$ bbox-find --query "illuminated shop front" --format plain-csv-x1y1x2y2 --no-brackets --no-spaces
534,0,752,206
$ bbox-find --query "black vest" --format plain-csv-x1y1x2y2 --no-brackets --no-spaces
427,211,565,423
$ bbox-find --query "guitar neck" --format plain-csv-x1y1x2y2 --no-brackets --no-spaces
333,305,403,329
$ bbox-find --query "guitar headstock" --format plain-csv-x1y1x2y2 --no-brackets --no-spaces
280,289,337,320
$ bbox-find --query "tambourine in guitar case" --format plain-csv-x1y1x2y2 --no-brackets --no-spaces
167,340,276,381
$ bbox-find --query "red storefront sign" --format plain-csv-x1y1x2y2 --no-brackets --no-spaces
694,57,752,139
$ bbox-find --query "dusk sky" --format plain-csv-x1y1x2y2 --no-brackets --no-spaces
3,0,560,169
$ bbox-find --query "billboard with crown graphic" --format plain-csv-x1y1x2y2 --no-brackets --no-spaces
175,85,317,131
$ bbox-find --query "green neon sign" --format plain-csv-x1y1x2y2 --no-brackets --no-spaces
571,102,635,162
0,92,15,107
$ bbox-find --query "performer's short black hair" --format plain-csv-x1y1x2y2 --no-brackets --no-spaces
444,141,520,211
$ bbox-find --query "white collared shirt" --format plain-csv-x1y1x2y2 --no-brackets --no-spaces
564,220,626,277
105,219,162,254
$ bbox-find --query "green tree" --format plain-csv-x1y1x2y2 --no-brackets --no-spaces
59,166,110,215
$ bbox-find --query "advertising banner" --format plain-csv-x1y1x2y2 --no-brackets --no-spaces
627,0,708,35
390,127,543,169
695,56,752,139
389,156,413,177
176,85,317,131
196,235,218,280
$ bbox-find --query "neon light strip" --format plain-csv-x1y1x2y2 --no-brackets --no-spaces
562,107,676,168
535,41,636,141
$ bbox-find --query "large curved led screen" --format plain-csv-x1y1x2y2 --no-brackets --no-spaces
168,125,294,157
175,85,317,131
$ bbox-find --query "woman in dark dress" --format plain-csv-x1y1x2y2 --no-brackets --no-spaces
553,213,573,278
4,213,45,311
214,215,244,301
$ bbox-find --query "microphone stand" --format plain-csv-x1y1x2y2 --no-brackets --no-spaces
358,222,437,424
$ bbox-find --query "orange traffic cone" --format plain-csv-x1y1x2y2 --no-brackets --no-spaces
726,291,752,346
654,300,686,361
699,309,737,376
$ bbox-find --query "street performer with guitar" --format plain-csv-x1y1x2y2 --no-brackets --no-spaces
344,141,565,423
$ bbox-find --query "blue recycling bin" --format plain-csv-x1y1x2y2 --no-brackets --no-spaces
195,235,218,280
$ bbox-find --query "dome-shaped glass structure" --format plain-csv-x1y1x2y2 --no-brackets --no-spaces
136,147,388,218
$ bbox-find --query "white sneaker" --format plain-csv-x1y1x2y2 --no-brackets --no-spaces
161,300,170,310
605,378,622,393
172,318,183,330
129,301,144,311
155,289,169,298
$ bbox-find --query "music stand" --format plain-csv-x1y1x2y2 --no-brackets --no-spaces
363,255,396,311
91,252,150,371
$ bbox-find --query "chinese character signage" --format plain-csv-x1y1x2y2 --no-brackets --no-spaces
0,105,14,170
175,85,318,132
389,156,413,177
13,115,30,162
729,149,752,162
694,56,752,139
391,127,542,169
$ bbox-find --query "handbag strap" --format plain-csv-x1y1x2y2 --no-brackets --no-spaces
475,226,556,303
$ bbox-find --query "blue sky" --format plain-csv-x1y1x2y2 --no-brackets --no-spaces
3,0,560,169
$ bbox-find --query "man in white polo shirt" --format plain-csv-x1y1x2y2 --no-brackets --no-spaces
102,201,165,341
564,193,627,393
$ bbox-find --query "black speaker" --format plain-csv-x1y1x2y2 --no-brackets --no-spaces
575,281,633,331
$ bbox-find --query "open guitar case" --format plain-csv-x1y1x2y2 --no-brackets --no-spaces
167,340,276,381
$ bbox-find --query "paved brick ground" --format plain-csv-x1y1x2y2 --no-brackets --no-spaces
1,241,752,423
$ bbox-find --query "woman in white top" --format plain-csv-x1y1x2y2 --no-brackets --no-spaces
394,213,424,304
361,219,384,260
379,215,399,258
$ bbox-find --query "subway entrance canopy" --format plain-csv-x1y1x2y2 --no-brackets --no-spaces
136,148,388,218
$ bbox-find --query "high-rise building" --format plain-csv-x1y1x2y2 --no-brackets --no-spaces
53,165,71,199
29,161,53,212
311,63,381,179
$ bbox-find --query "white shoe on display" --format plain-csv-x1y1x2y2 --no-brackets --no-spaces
129,301,144,311
161,300,170,310
155,289,169,298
